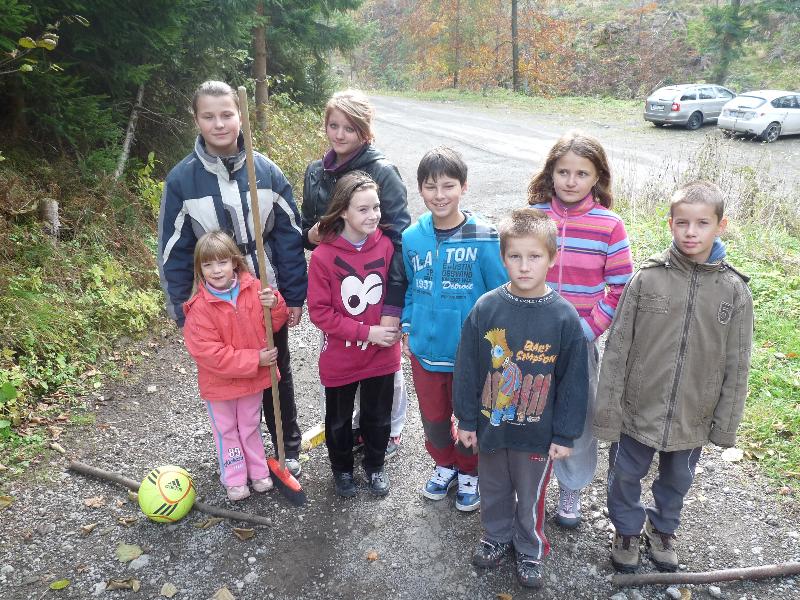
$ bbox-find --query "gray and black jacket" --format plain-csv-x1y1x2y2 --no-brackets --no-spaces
302,144,410,309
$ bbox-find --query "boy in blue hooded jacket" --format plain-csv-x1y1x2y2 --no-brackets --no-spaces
401,146,507,512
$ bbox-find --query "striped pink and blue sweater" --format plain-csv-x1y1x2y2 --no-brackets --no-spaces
532,193,633,342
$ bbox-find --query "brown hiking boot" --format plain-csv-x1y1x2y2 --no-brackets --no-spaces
644,518,678,572
610,531,641,573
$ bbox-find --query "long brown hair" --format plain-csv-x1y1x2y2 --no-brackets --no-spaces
526,130,613,208
317,171,380,242
324,89,375,144
193,230,250,290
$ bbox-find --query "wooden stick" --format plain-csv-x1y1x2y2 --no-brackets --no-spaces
68,460,273,527
237,85,285,469
613,562,800,587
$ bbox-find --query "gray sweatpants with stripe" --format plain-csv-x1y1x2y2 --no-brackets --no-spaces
479,448,553,560
607,433,702,536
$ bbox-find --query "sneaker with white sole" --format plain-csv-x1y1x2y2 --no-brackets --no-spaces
555,486,582,529
515,552,544,588
251,477,273,493
422,465,458,500
455,472,480,512
226,485,250,502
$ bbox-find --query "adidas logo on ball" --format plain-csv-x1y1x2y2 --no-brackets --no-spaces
137,465,196,523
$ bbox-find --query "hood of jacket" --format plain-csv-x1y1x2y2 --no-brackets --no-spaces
322,227,386,254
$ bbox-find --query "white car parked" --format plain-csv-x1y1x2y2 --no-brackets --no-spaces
717,90,800,142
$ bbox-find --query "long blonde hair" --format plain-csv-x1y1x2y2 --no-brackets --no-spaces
193,230,250,290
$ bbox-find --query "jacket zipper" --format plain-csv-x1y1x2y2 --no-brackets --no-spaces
661,263,699,447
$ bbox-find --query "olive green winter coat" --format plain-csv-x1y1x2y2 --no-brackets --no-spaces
593,246,754,452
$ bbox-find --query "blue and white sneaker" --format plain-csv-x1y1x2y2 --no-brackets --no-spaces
422,465,458,500
455,473,480,512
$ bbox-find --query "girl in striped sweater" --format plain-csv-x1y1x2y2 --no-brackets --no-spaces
527,130,634,529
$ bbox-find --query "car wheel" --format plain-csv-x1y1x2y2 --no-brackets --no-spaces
760,122,781,143
685,112,703,130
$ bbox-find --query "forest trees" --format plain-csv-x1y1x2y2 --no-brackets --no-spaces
355,0,800,98
0,0,363,174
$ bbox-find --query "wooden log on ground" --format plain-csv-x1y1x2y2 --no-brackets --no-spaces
68,460,273,527
613,562,800,587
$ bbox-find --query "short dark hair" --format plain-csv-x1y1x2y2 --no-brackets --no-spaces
498,207,558,259
417,146,468,188
670,180,725,221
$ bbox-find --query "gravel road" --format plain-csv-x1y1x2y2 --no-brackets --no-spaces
1,97,798,600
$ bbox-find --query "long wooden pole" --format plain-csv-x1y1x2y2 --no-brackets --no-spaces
237,86,285,469
68,461,272,526
613,562,800,587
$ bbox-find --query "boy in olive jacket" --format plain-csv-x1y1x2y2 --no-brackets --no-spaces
594,181,753,574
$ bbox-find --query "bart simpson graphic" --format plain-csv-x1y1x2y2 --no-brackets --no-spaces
485,328,521,426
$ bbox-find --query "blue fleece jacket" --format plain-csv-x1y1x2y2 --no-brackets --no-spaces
401,211,508,372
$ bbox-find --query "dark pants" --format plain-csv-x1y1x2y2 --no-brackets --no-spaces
325,373,395,475
479,448,553,560
607,433,702,535
262,324,302,460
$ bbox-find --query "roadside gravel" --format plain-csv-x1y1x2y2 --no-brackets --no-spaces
1,318,798,600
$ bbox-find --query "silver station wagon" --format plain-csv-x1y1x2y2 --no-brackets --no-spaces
643,84,736,130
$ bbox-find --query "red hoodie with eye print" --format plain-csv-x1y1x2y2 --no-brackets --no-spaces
307,228,401,387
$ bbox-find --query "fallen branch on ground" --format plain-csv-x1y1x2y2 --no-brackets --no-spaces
68,460,273,527
613,562,800,587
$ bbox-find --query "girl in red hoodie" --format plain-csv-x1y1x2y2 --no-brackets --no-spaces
183,231,289,501
307,171,401,498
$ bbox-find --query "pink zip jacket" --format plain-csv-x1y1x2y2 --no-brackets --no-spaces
183,271,289,401
532,193,633,341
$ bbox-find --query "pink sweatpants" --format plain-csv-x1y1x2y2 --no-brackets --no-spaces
205,392,269,487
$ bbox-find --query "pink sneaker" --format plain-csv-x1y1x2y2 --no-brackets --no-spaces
226,485,250,501
251,477,273,493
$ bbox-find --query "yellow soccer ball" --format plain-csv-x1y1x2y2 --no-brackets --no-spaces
137,465,196,523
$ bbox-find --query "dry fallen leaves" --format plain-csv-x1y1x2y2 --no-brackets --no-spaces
118,516,138,527
233,527,255,541
160,582,179,598
115,543,143,563
49,579,70,590
366,550,379,562
83,495,106,508
80,523,98,536
195,517,224,529
679,588,692,599
106,577,141,592
497,593,513,600
212,587,236,600
0,495,13,511
49,442,66,454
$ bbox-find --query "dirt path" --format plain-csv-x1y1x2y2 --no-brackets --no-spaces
1,97,799,600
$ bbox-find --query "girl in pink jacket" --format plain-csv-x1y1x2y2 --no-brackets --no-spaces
307,171,401,499
183,231,289,501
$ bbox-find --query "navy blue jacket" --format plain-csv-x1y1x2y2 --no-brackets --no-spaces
158,135,307,326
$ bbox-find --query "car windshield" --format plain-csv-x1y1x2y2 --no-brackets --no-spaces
732,96,767,109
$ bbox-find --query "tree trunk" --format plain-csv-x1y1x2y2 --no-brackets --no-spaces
712,0,742,85
511,0,520,92
253,1,268,133
452,0,461,88
113,82,145,181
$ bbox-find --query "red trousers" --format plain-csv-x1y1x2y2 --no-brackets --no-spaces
410,355,478,475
